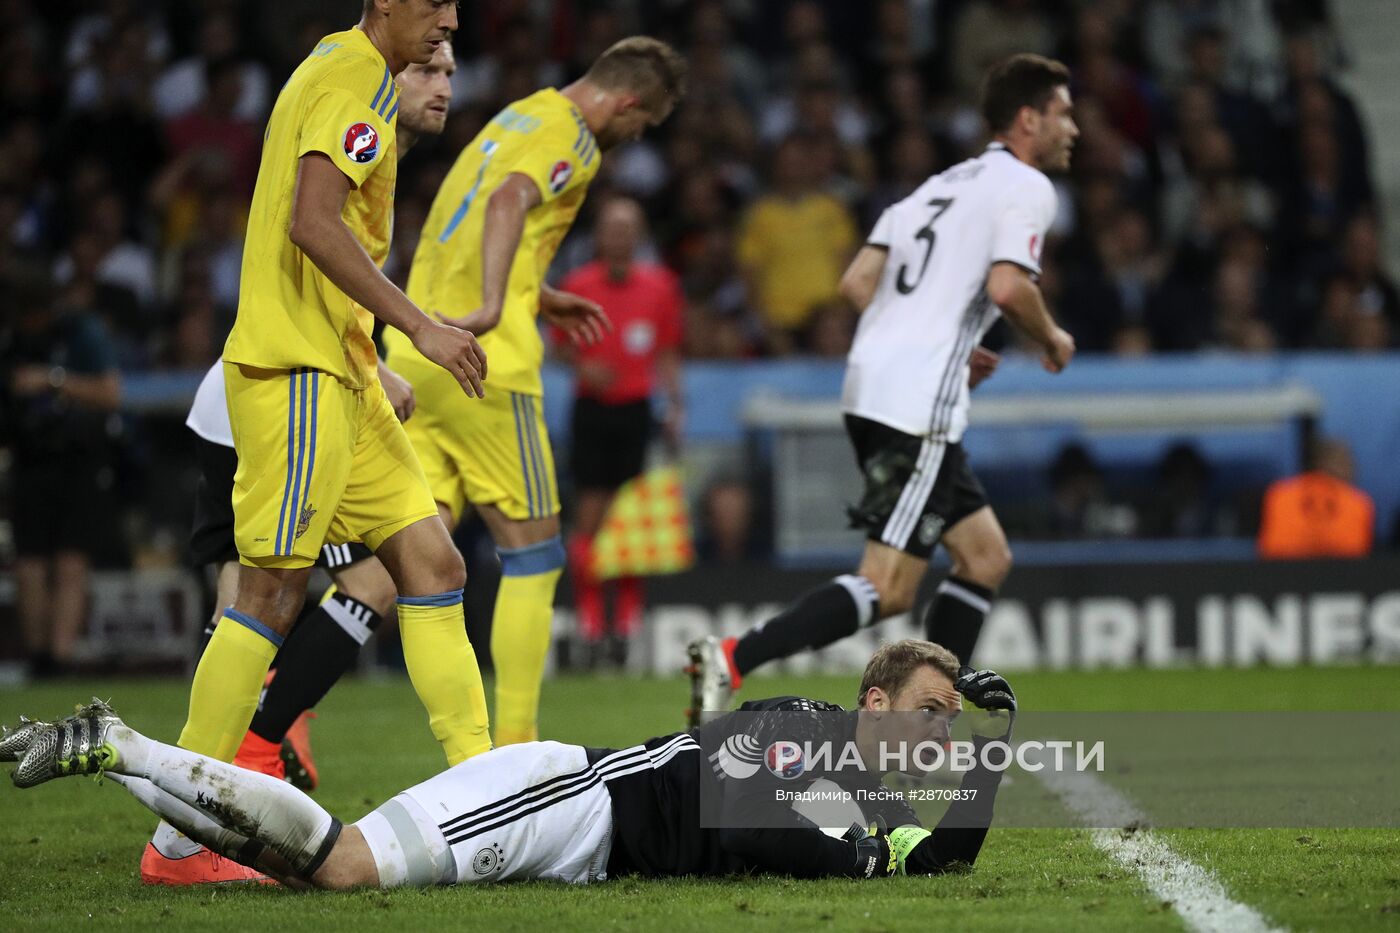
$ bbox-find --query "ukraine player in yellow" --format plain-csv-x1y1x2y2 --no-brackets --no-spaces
186,0,493,797
383,38,687,744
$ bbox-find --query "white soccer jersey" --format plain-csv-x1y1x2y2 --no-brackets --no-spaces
185,361,233,447
841,142,1056,442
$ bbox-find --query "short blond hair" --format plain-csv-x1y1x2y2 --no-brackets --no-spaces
585,36,687,110
857,640,960,706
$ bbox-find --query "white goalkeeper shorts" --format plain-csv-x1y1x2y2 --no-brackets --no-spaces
355,741,613,887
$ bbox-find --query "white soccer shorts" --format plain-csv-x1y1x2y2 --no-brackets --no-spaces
355,741,613,887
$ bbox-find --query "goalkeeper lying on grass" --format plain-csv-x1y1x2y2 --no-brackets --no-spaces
1,640,1014,889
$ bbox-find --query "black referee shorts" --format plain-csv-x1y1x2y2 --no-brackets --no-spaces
569,397,653,491
844,415,989,560
189,436,373,569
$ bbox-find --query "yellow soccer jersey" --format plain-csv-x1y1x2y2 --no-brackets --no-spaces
386,88,600,396
224,27,399,390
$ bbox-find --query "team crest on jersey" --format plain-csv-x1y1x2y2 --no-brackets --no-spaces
548,159,573,194
295,503,317,540
343,122,380,163
472,843,504,875
917,514,945,547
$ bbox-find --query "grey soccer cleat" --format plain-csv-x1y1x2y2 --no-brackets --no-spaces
11,698,124,789
0,716,51,762
686,636,737,728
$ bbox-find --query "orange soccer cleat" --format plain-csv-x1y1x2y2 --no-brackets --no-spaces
280,710,318,792
139,841,274,886
232,730,286,782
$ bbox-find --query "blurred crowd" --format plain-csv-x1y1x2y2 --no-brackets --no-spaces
0,0,1393,578
0,0,1388,370
0,0,1391,672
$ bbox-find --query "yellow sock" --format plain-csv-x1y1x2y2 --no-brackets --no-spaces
398,589,491,765
491,539,565,746
177,609,281,760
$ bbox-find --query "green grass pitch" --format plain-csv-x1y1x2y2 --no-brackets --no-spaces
1,666,1397,931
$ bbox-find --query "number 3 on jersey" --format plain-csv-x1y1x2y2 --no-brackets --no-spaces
895,197,955,295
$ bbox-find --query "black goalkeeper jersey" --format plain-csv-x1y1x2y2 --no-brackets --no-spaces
584,696,1003,880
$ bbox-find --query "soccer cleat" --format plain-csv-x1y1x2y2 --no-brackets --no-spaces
140,842,273,886
11,698,122,788
0,716,50,762
686,636,740,728
232,732,286,782
280,711,318,792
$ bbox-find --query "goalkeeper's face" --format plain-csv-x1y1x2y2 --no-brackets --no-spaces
858,665,961,775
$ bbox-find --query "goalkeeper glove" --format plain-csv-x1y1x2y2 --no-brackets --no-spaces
955,666,1017,739
848,820,936,877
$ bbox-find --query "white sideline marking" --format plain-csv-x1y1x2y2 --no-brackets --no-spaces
1031,757,1285,933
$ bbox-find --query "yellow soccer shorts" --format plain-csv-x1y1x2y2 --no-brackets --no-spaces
402,367,558,524
225,362,439,568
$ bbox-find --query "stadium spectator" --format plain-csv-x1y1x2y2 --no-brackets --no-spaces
1213,257,1279,352
0,0,1383,370
1141,443,1235,538
54,25,166,211
697,476,759,564
737,134,858,351
0,0,1392,575
1059,207,1165,352
687,1,764,104
1279,109,1372,292
161,57,261,199
1258,438,1374,559
1179,24,1276,178
455,14,564,110
948,0,1055,100
66,0,169,77
759,73,870,151
1275,27,1371,200
1044,444,1136,540
1074,46,1155,154
1309,264,1394,352
1335,213,1399,342
0,269,122,677
865,125,940,226
151,10,269,123
54,192,157,312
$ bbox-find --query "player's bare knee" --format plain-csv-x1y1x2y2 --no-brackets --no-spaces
425,547,467,594
393,541,466,597
955,543,1012,590
992,542,1013,583
877,580,919,617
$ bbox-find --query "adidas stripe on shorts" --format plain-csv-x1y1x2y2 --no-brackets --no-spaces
355,741,614,886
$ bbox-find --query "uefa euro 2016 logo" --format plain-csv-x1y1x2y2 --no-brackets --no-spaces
765,740,806,780
343,122,380,163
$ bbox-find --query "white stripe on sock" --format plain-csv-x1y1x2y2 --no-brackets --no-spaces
936,579,992,614
834,574,880,628
323,597,375,646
